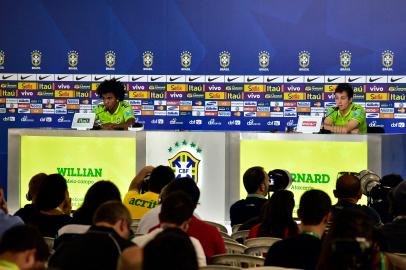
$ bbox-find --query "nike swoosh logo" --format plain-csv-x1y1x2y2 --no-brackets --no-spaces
327,77,340,82
39,75,50,80
369,77,382,83
266,77,279,82
307,77,319,82
2,75,13,80
390,77,404,82
348,77,361,82
286,77,299,82
20,75,32,80
95,76,106,81
227,77,239,82
113,76,124,81
76,76,87,81
170,76,181,82
132,76,144,81
247,77,259,82
188,76,200,82
151,76,163,82
57,75,68,80
208,76,220,82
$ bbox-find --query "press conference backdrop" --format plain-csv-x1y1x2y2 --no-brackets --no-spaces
1,0,406,190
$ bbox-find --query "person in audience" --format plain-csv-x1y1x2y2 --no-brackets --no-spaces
49,201,134,270
0,225,49,270
331,174,381,226
133,191,206,267
143,228,199,270
0,187,23,240
116,246,143,270
248,190,298,239
55,181,122,248
123,165,174,219
142,177,226,261
28,174,71,237
92,78,135,130
230,166,269,226
323,83,367,134
265,189,331,270
380,181,406,253
371,174,404,224
317,208,406,270
14,173,47,223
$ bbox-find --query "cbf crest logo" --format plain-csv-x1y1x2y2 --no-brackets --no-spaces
68,50,79,70
105,50,116,71
168,140,202,183
0,50,4,69
382,50,394,71
180,51,192,71
219,51,230,71
298,50,310,71
339,50,351,71
143,51,153,71
258,51,270,71
31,50,41,70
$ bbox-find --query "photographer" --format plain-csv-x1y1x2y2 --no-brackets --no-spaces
380,181,406,253
123,166,175,219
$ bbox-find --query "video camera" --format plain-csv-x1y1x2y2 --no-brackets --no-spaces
359,170,391,205
267,169,292,192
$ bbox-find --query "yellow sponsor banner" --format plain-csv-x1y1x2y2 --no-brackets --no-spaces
257,112,270,117
18,82,37,90
166,84,187,91
30,109,42,114
283,92,306,100
20,136,136,209
218,101,231,106
141,111,154,115
324,85,336,92
67,104,80,110
240,140,367,215
244,84,265,92
179,106,192,111
55,90,75,98
129,91,150,99
366,93,389,100
205,92,226,99
297,107,311,113
91,83,100,91
380,113,394,118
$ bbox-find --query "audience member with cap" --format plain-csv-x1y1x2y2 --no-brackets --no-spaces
14,173,47,224
0,187,23,240
380,181,406,253
230,166,269,226
0,225,49,270
265,189,331,270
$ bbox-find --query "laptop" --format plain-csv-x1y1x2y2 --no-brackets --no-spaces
71,113,95,130
296,115,322,133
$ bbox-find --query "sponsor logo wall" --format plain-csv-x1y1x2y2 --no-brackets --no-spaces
0,74,405,132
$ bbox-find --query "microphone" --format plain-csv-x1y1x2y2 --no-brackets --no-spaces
319,106,338,134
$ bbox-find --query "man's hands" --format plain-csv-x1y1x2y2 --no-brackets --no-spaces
128,166,155,192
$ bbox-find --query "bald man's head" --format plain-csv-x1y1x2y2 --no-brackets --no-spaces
334,175,361,200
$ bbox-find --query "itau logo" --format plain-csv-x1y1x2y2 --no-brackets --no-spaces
31,50,42,70
339,50,351,71
298,50,310,71
167,140,202,183
0,50,5,69
382,50,394,71
143,51,153,71
105,50,116,71
68,50,79,70
219,51,230,71
258,50,270,71
180,50,192,71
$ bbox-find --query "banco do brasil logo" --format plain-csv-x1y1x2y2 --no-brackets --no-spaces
168,140,202,183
